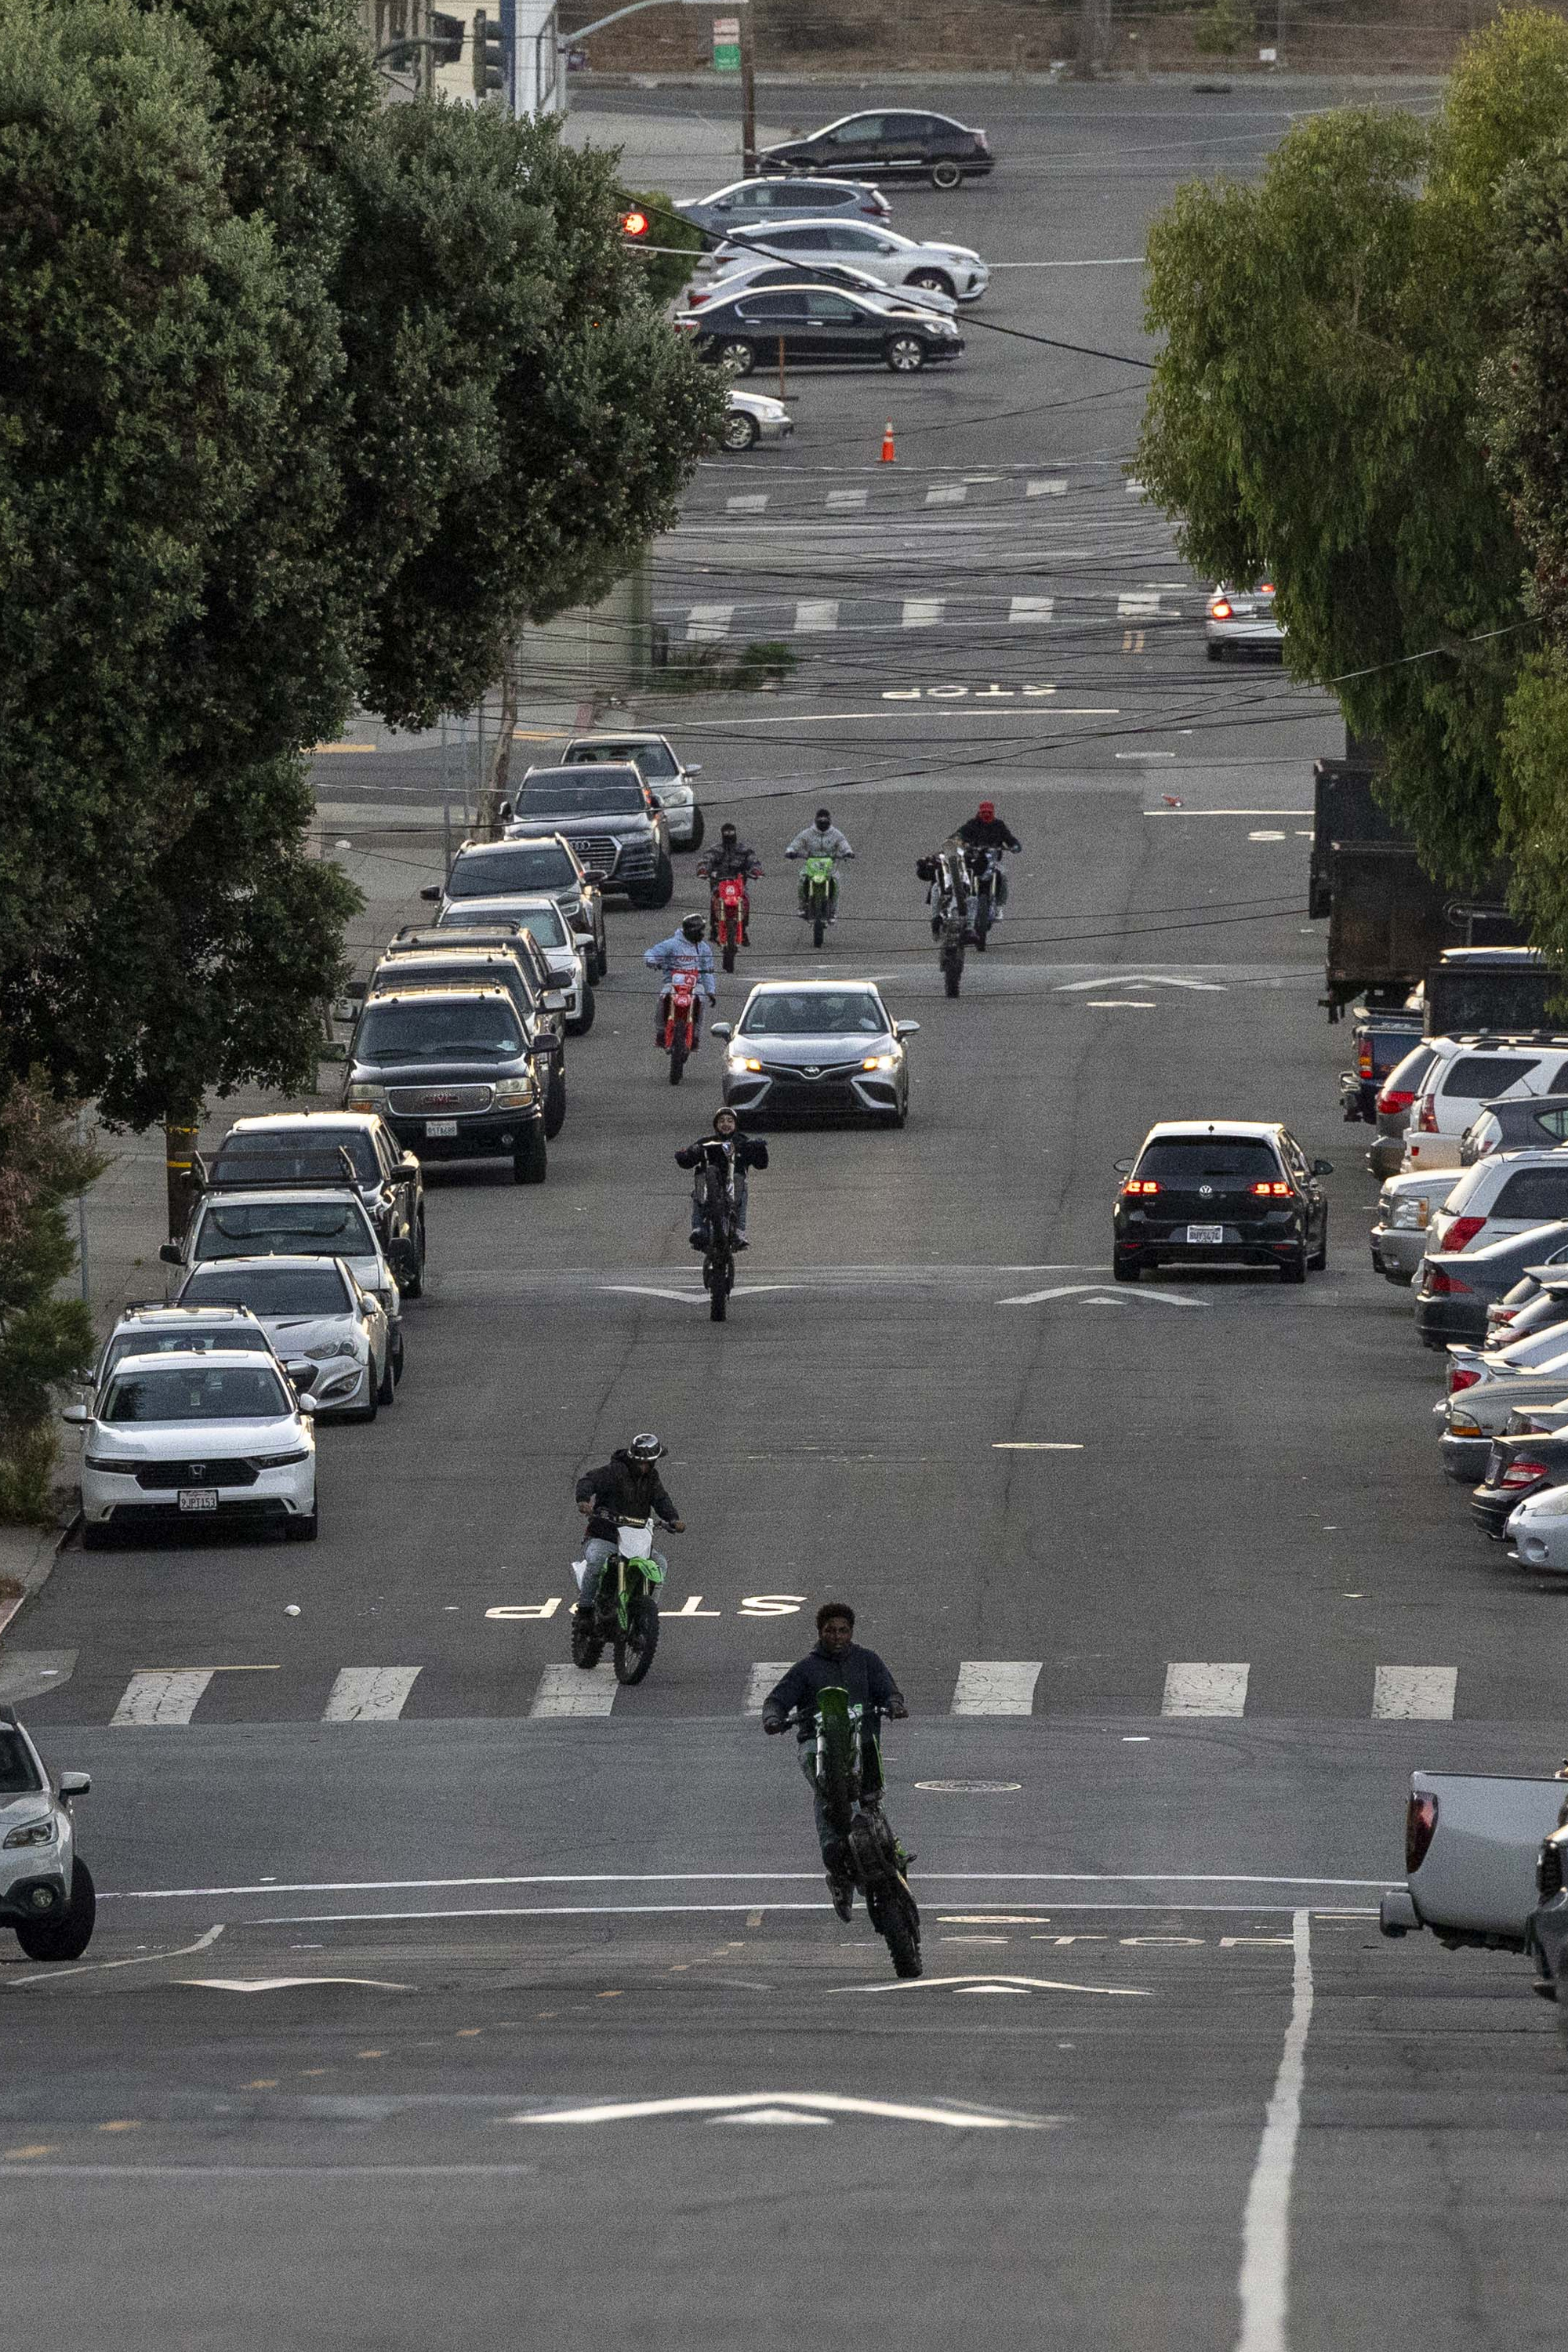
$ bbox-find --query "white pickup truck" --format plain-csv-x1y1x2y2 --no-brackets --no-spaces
1381,1768,1568,2020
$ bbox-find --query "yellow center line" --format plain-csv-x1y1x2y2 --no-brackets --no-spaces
4,2146,60,2161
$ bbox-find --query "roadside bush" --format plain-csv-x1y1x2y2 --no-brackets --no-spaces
0,1080,101,1526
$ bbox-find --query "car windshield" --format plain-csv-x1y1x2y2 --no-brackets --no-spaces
570,740,678,780
0,1729,42,1795
357,1000,524,1062
103,1365,291,1422
212,1130,379,1182
197,1200,375,1256
448,847,574,897
103,1327,271,1374
1135,1138,1283,1186
181,1265,350,1317
515,777,644,815
740,991,887,1037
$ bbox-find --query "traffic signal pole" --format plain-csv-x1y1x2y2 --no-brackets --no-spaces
739,0,757,175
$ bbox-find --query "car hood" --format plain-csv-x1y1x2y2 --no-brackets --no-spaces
0,1792,53,1833
924,241,980,262
736,1029,892,1060
511,808,648,837
85,1413,310,1460
258,1313,363,1353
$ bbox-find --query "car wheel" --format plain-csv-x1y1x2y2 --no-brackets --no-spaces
285,1497,319,1542
568,979,596,1037
390,1328,405,1384
1308,1215,1329,1272
685,808,705,855
357,1377,378,1424
1280,1248,1308,1284
543,1061,567,1138
16,1857,96,1962
931,159,962,190
886,336,927,372
80,1522,113,1552
377,1346,396,1406
595,928,608,975
513,1123,549,1185
719,339,757,376
1112,1251,1142,1283
721,408,760,450
907,268,955,298
400,1235,423,1300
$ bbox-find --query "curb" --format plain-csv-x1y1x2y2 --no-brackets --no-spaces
569,67,1447,90
0,1516,73,1644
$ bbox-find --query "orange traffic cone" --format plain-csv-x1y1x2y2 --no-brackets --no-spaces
880,419,895,464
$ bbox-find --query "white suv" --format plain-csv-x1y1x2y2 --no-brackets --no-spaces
1404,1039,1568,1170
1428,1149,1568,1257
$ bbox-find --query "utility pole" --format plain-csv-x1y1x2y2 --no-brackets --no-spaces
739,0,757,176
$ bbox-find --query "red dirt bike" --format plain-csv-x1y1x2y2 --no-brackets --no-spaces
710,875,752,975
660,965,704,1085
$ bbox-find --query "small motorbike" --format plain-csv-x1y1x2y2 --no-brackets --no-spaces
711,875,750,975
660,966,703,1085
922,848,968,998
572,1515,673,1685
968,845,1005,950
695,1142,739,1321
799,853,837,949
789,1687,922,1980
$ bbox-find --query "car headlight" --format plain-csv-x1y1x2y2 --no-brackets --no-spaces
1392,1200,1422,1228
346,1085,390,1112
493,1076,535,1108
730,1055,764,1073
3,1818,57,1849
82,1453,133,1474
252,1448,312,1469
862,1054,898,1072
306,1340,358,1361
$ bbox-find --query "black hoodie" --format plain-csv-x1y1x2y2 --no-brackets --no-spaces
575,1450,679,1544
762,1640,903,1740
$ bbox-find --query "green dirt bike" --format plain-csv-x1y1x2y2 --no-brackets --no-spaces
793,1686,922,1980
571,1515,672,1685
799,852,837,949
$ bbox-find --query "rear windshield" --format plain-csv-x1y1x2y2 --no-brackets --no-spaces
1385,1044,1437,1096
181,1265,350,1317
567,741,678,780
103,1327,271,1374
0,1729,42,1794
448,846,575,897
1441,1054,1541,1099
1493,1169,1568,1221
1134,1138,1283,1186
436,904,565,951
212,1130,379,1183
196,1200,373,1257
103,1364,290,1422
357,1000,524,1063
515,777,645,815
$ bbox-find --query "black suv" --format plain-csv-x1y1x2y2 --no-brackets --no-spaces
498,764,672,908
343,986,551,1185
421,835,607,980
206,1113,426,1298
1112,1120,1331,1283
365,945,568,1138
757,110,993,191
682,284,961,375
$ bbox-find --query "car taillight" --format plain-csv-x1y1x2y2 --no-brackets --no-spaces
1209,598,1232,620
1258,580,1275,594
1357,1044,1374,1076
1249,1179,1293,1197
1376,1087,1414,1117
1406,1791,1439,1875
1503,1458,1548,1488
1428,1269,1472,1295
1445,1215,1486,1251
975,129,989,151
1123,1178,1160,1196
1417,1095,1437,1132
1448,1365,1481,1393
687,289,710,307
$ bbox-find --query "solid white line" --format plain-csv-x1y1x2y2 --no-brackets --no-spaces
529,1663,616,1719
1235,1909,1312,2352
1163,1664,1249,1718
685,601,733,642
991,256,1145,269
744,1664,790,1716
111,1671,213,1727
1371,1666,1456,1722
323,1668,422,1724
952,1661,1043,1716
1026,479,1067,495
0,2164,547,2180
793,598,839,632
100,1871,1396,1904
1117,591,1163,616
249,1900,1379,1926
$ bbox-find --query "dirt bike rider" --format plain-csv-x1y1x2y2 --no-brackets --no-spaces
916,841,971,940
761,1602,907,1919
696,822,763,944
572,1433,684,1624
955,800,1021,925
676,1104,768,1251
644,913,717,1044
784,808,855,923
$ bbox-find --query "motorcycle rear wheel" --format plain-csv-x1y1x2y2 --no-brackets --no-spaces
669,1029,688,1084
614,1595,659,1685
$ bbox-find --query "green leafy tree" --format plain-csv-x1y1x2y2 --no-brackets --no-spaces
0,1082,100,1526
1194,0,1250,60
621,185,706,307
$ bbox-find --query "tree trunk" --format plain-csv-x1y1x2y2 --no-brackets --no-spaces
164,1109,201,1240
474,635,521,840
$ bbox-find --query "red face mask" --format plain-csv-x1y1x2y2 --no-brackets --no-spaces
978,802,996,822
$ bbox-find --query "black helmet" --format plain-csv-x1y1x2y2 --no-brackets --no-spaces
681,913,706,942
720,821,738,842
628,1432,665,1463
814,808,832,829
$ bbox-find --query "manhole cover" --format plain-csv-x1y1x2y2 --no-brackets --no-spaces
914,1780,1022,1794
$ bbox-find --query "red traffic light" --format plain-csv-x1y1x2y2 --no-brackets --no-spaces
619,208,651,239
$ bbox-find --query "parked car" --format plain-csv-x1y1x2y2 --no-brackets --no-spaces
1439,1359,1568,1481
691,257,958,318
721,386,795,448
176,1254,394,1421
206,1111,426,1299
673,177,891,238
1426,1149,1568,1258
1338,999,1423,1129
1471,1429,1568,1540
365,944,568,1136
1205,580,1282,659
343,985,550,1185
1487,1245,1568,1341
0,1708,94,1962
159,1186,404,1375
559,732,704,854
423,835,605,978
1377,1766,1564,1950
711,981,916,1123
387,924,570,1049
1370,1167,1459,1284
1112,1120,1331,1283
434,895,593,1035
1462,1091,1568,1163
678,283,963,375
497,763,672,908
1367,1039,1439,1178
1413,1221,1568,1348
1507,1483,1568,1569
65,1348,319,1546
93,1301,285,1386
1403,1036,1568,1170
706,218,989,303
756,109,993,190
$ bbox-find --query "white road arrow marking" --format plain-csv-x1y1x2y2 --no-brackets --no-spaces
181,1977,412,1993
996,1283,1207,1309
712,2107,829,2125
512,2092,1055,2129
1054,972,1225,993
837,1975,1150,1998
600,1286,800,1305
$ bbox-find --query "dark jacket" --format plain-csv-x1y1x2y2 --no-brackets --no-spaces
762,1640,904,1740
575,1450,679,1544
957,814,1022,854
675,1134,769,1173
697,840,762,880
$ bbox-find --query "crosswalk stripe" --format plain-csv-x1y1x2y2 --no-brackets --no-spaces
1026,477,1067,496
793,599,839,632
530,1662,616,1719
323,1668,422,1723
745,1663,792,1715
1009,594,1054,624
826,488,868,510
925,484,967,506
111,1670,214,1726
726,494,768,514
1125,477,1145,495
951,1661,1042,1715
1117,591,1162,617
1372,1666,1457,1721
685,602,734,643
1162,1662,1248,1717
901,597,945,628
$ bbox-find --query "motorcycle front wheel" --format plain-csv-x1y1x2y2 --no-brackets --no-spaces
571,1610,605,1671
614,1595,660,1685
669,1028,689,1083
722,941,737,973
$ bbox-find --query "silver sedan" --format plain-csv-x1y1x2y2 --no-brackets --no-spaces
713,980,917,1124
1206,580,1283,660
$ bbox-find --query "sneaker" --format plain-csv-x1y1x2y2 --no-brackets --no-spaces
732,1235,749,1250
689,1233,706,1251
826,1869,855,1922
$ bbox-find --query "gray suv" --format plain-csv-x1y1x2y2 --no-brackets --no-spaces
421,833,607,980
499,764,673,908
343,985,553,1185
1,1708,94,1961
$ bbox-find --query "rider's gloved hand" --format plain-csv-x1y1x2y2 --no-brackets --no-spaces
665,1518,687,1533
762,1714,786,1735
887,1700,908,1719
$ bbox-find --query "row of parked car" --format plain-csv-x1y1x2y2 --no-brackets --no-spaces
63,732,713,1550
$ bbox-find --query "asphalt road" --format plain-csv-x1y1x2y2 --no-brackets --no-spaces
3,75,1557,2352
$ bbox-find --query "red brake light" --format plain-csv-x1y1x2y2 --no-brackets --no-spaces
975,129,989,151
1417,1095,1438,1132
1258,580,1275,594
1445,1215,1486,1251
1123,1178,1160,1196
688,289,710,307
1502,1457,1548,1488
1428,1269,1472,1296
1449,1365,1481,1394
619,208,651,239
1248,1179,1293,1197
1209,597,1232,620
1357,1045,1374,1076
1406,1791,1439,1875
1377,1087,1415,1116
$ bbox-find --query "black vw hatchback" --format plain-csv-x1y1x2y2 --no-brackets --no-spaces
1112,1120,1331,1283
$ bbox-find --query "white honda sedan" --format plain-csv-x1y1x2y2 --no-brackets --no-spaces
67,1350,318,1547
708,216,989,303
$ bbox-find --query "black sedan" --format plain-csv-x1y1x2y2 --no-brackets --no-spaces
1112,1120,1331,1283
757,110,993,191
1472,1429,1568,1539
1415,1221,1568,1349
677,284,962,375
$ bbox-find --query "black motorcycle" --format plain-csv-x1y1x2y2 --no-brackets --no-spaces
919,848,970,999
968,845,1005,950
695,1142,739,1322
788,1689,921,1979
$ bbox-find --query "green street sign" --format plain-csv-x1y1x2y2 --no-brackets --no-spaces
713,13,740,68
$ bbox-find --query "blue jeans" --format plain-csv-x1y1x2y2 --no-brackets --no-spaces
579,1536,668,1610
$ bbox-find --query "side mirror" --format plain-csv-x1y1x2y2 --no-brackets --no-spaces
1312,1158,1335,1175
285,1360,318,1392
158,1242,183,1266
57,1772,90,1799
648,794,664,811
686,763,702,776
532,1033,561,1056
398,1154,420,1174
60,1402,90,1426
710,1022,733,1041
296,1393,318,1415
318,1039,347,1063
893,1020,920,1039
543,990,570,1014
419,884,442,902
497,800,514,824
1112,1157,1133,1174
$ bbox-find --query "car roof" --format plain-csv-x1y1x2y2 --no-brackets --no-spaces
362,983,516,1002
520,763,644,787
114,1303,262,1324
744,978,885,997
723,216,890,236
563,732,671,752
181,1253,353,1275
474,829,579,853
196,1186,368,1207
1480,1093,1568,1112
228,1112,381,1134
439,895,564,918
1139,1120,1286,1141
106,1349,291,1375
705,176,862,197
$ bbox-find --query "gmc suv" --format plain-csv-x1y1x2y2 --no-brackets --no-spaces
343,985,551,1185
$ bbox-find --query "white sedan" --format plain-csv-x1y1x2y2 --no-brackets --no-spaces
176,1254,393,1421
722,387,794,450
707,217,989,303
66,1350,318,1547
1508,1483,1568,1569
1206,580,1283,659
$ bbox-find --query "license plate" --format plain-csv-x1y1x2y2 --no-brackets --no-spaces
178,1489,218,1513
425,1119,459,1138
1186,1224,1225,1244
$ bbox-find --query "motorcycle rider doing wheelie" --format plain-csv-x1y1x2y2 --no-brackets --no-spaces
696,823,763,945
762,1602,907,1918
645,914,717,1043
572,1434,685,1625
785,809,855,924
955,800,1021,928
676,1105,768,1251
